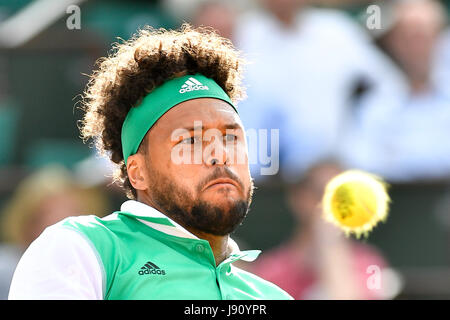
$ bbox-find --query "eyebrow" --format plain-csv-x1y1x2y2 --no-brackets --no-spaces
181,122,242,132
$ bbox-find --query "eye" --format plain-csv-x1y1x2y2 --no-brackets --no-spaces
224,134,238,143
180,136,201,144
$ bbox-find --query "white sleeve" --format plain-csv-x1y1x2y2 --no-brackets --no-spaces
8,224,104,300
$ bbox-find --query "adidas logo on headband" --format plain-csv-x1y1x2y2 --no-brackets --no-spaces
179,77,209,94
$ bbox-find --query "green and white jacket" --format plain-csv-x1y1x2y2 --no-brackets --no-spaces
8,200,293,300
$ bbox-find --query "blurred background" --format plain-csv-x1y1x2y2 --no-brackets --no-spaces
0,0,450,300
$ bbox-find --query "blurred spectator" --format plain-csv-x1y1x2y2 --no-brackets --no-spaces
338,0,450,182
165,0,251,30
313,0,374,5
0,164,110,299
0,165,110,249
0,243,20,301
192,0,237,40
0,98,19,167
245,161,400,299
231,0,407,183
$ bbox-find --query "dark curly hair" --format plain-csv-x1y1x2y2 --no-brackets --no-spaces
79,24,247,199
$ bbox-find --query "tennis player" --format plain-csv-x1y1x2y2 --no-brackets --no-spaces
8,25,293,300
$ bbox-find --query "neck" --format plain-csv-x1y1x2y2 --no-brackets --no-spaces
409,76,430,95
136,194,231,266
403,61,431,95
186,228,231,266
290,223,312,250
270,2,304,29
137,192,160,213
287,221,324,266
274,11,296,29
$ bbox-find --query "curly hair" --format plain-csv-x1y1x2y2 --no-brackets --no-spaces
79,24,247,199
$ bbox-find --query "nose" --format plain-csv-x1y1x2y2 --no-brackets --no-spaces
204,135,228,167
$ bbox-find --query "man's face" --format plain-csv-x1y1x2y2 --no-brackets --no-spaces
385,1,443,77
138,98,254,236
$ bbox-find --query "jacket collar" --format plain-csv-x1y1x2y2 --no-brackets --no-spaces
120,200,199,239
118,200,259,261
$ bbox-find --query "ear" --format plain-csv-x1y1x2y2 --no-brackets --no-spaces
126,154,149,191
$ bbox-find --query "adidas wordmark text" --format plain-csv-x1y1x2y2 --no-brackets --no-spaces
138,261,166,275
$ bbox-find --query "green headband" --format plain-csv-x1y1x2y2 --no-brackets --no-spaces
121,73,237,164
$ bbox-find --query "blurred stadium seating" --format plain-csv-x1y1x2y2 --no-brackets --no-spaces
0,0,449,299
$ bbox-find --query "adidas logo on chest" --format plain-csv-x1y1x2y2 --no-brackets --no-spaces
138,261,166,275
179,77,209,93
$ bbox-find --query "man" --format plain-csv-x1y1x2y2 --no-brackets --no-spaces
233,0,407,183
338,0,450,182
248,161,394,299
8,24,292,300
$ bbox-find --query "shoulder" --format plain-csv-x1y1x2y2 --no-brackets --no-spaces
231,264,294,300
22,217,104,256
302,8,363,30
60,213,120,230
301,8,371,43
59,213,125,243
250,245,294,273
350,241,388,269
235,9,273,32
9,219,105,299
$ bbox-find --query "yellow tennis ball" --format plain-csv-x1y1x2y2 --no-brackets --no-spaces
322,170,390,238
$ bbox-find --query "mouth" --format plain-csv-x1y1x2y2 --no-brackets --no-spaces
203,178,240,191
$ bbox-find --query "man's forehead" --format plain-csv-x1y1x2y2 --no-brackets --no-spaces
159,98,241,131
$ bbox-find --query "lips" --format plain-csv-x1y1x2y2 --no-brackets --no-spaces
203,178,240,191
